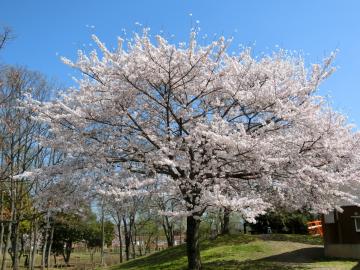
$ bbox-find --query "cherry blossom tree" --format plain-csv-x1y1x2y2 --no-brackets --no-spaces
23,30,360,269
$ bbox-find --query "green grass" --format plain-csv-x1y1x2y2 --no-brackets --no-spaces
111,234,360,270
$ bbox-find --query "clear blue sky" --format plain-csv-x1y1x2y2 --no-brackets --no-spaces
2,0,360,125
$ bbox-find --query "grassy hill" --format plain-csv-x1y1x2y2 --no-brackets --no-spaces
111,234,360,270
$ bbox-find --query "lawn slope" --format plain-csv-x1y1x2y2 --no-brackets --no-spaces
112,234,359,270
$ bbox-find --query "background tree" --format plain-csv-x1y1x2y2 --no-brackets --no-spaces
0,66,55,270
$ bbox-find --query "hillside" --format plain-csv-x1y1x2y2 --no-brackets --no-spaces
112,234,360,270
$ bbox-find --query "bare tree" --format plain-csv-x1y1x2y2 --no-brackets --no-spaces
0,27,13,52
0,66,55,270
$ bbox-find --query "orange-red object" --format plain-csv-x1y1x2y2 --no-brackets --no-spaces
307,220,323,237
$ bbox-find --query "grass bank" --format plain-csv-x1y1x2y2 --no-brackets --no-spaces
111,234,359,270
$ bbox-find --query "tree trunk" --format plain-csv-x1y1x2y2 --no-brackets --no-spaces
155,235,158,251
130,215,136,259
90,249,94,268
27,223,33,270
221,209,230,235
11,220,20,270
243,222,247,234
46,225,54,269
64,241,72,266
0,192,4,256
29,220,38,270
26,228,33,270
186,216,201,270
41,220,49,270
122,217,130,261
1,220,12,270
100,206,105,267
0,222,4,256
137,235,142,257
116,222,122,263
162,216,174,247
179,218,183,244
19,234,25,265
130,234,136,259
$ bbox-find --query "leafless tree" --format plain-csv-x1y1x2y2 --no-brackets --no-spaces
0,66,55,270
0,27,13,52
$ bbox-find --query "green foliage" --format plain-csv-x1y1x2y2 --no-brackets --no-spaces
19,219,31,234
83,214,114,248
51,213,87,255
51,211,115,256
250,211,315,234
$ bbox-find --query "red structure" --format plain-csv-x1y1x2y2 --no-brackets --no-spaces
307,220,323,236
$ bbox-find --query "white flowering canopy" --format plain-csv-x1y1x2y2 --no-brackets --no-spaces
23,30,360,222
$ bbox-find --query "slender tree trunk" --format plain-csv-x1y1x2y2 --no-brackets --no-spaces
0,222,3,256
162,216,174,247
137,235,142,257
243,221,248,234
100,206,105,267
116,221,122,263
41,221,49,270
186,216,201,270
9,139,20,270
130,234,136,259
90,249,94,268
29,220,38,270
27,223,33,270
19,234,25,266
130,216,136,259
12,131,21,270
221,209,230,235
1,220,12,270
122,217,130,261
46,225,54,269
179,219,182,245
155,235,158,251
3,168,15,270
11,221,20,270
0,192,4,256
64,241,72,266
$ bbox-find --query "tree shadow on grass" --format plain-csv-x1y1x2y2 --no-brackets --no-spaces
260,247,360,270
260,247,324,263
260,247,360,267
115,245,187,270
203,247,357,270
202,260,307,269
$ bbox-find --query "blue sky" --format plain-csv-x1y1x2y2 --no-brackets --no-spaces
2,0,360,125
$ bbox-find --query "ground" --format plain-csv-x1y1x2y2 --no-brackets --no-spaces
111,234,360,270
